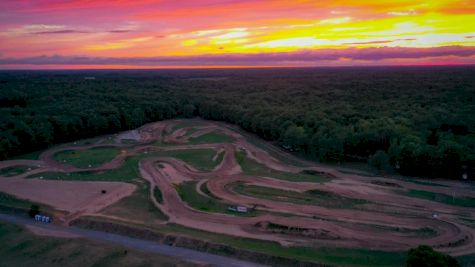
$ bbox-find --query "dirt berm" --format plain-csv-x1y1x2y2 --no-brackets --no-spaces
71,218,333,267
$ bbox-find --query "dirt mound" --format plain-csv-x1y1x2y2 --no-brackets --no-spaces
255,221,341,240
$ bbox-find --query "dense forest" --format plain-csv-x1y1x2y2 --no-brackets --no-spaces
0,66,474,180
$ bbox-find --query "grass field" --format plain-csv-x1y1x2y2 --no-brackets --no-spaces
188,131,233,145
102,180,168,222
11,150,43,160
162,223,407,267
177,181,258,216
457,254,475,267
401,179,449,187
0,192,57,219
0,165,36,177
231,183,367,209
235,150,330,183
153,186,163,203
172,120,206,131
0,192,38,210
0,221,194,267
221,125,310,168
54,147,120,168
400,189,475,207
159,149,221,171
28,149,221,182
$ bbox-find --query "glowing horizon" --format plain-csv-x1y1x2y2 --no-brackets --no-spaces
1,0,475,69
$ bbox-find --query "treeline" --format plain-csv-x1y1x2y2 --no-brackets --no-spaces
0,67,474,180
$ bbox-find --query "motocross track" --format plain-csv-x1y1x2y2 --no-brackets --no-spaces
1,119,474,256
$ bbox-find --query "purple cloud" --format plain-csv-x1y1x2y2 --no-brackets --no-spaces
32,30,88,34
31,29,133,34
108,30,132,33
1,46,474,66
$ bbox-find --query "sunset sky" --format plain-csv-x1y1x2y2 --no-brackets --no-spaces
1,0,475,69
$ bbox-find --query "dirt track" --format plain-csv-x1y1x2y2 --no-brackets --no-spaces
1,118,475,256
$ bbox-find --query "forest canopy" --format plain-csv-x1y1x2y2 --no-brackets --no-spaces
0,66,474,180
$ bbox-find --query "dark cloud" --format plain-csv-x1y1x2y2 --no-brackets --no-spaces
1,46,474,66
32,29,133,34
108,30,131,33
32,30,88,34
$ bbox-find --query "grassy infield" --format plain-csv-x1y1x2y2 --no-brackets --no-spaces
3,124,475,266
232,183,368,209
0,165,36,177
54,147,120,168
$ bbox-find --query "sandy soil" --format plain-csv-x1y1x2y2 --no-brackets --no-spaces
0,178,135,214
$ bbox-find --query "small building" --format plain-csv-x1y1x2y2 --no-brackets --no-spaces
34,214,51,223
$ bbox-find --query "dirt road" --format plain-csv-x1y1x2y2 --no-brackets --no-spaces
0,213,266,267
1,118,474,256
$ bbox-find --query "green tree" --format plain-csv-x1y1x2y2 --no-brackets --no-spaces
183,104,196,118
28,204,40,218
282,125,307,151
369,150,390,170
407,245,460,267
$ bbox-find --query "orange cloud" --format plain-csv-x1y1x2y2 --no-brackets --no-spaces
0,0,474,68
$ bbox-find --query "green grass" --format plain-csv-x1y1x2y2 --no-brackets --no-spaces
187,131,233,145
401,179,449,187
0,192,38,210
335,220,436,238
157,149,219,171
27,149,220,182
0,221,192,267
102,181,168,221
231,183,367,209
183,127,198,136
459,217,475,227
229,126,309,167
120,139,138,144
172,120,205,131
0,165,36,177
400,189,475,207
235,150,330,183
10,150,43,160
215,151,225,164
0,191,55,216
177,181,258,216
153,186,163,203
163,223,407,267
457,254,475,267
200,181,213,196
54,147,120,168
73,136,116,146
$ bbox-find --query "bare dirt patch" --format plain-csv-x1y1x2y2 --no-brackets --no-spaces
26,224,80,238
0,178,135,213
